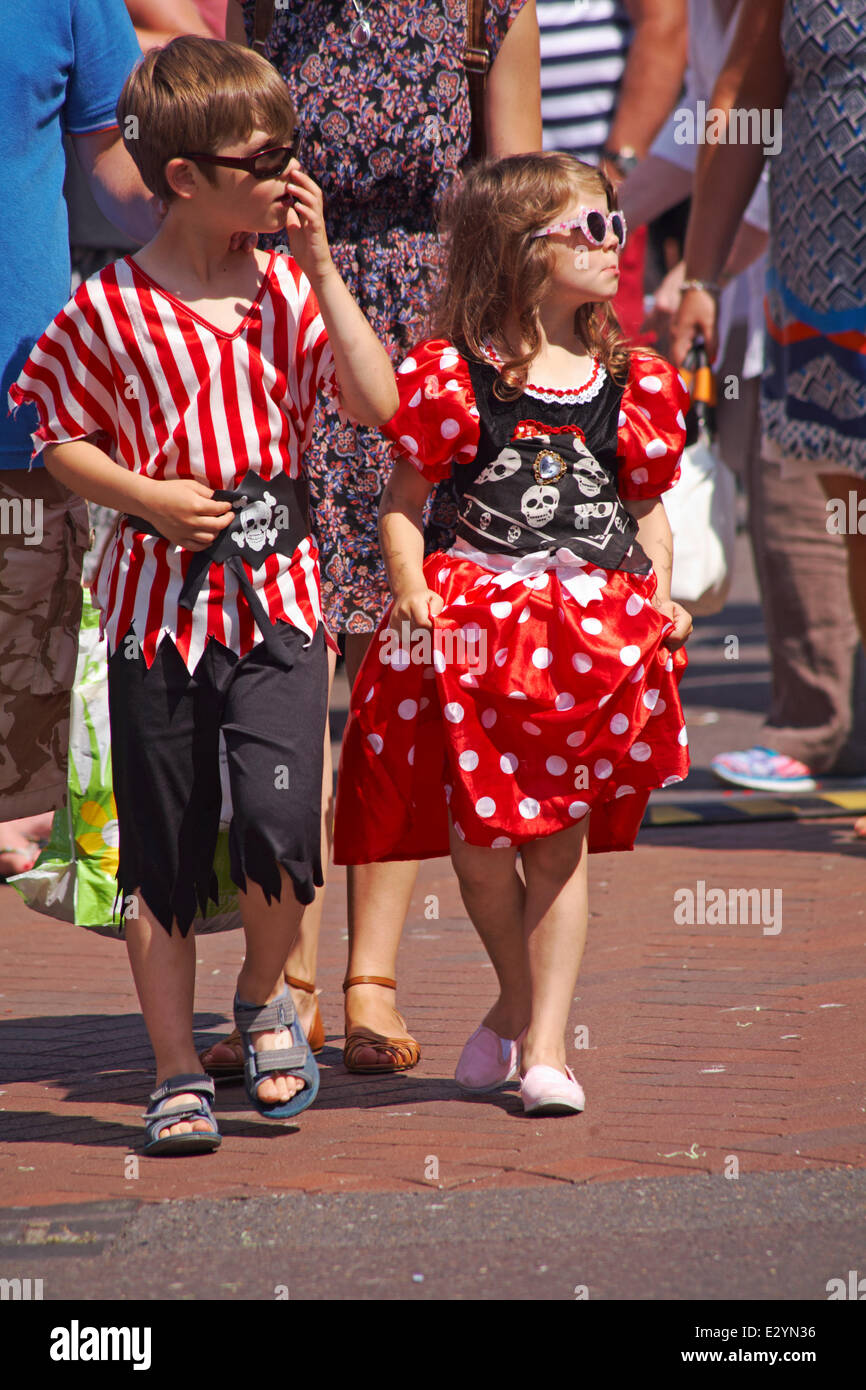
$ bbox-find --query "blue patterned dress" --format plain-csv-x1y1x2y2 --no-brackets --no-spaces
762,0,866,477
242,0,527,632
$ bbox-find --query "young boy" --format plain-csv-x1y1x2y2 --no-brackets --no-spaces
9,37,398,1153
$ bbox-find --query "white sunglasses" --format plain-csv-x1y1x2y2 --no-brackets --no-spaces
532,208,628,249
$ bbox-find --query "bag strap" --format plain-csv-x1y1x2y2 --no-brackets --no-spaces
464,0,491,161
251,0,276,54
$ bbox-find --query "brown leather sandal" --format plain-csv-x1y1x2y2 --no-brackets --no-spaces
342,975,421,1074
199,973,324,1079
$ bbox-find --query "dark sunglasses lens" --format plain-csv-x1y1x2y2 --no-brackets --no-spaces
253,148,293,178
611,214,626,245
585,211,607,244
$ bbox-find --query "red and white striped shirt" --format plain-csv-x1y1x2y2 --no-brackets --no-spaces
10,251,338,671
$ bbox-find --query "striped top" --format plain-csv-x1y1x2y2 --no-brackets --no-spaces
538,0,633,161
10,252,337,672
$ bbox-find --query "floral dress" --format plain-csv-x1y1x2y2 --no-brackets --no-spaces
242,0,528,632
333,343,691,863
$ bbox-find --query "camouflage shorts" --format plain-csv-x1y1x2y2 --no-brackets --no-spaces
0,468,90,818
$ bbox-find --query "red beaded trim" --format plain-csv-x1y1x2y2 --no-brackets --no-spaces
482,342,602,398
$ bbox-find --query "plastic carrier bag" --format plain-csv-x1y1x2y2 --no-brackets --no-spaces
10,587,242,937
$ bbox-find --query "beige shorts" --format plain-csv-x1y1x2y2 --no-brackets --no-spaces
0,468,90,818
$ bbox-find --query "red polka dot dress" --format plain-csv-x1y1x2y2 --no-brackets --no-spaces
333,340,691,863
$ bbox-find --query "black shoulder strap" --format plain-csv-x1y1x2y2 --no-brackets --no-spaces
251,0,276,54
464,0,490,161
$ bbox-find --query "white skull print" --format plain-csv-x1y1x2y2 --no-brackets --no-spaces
232,491,278,552
520,483,558,528
473,447,521,487
571,441,607,498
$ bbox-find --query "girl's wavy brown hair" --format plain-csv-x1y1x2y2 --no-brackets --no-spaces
431,152,631,398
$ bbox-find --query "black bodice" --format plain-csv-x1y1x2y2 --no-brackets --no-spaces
452,353,650,575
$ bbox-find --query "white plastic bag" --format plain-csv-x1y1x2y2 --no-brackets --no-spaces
663,436,737,617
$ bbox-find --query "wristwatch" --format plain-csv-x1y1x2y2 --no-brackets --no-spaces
601,146,639,177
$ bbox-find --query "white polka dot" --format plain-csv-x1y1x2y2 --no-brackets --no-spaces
481,708,497,729
522,720,541,735
397,356,417,375
452,594,468,606
441,418,460,439
459,672,478,688
398,699,418,719
364,685,376,703
590,568,607,580
444,378,459,392
444,702,465,723
678,726,689,746
437,567,449,584
532,647,553,669
408,389,422,409
555,692,575,711
573,653,593,674
642,689,660,710
639,374,662,394
677,373,688,393
665,656,674,672
630,742,652,762
618,410,627,428
491,601,512,619
626,593,644,616
453,821,466,839
568,800,589,819
619,644,641,666
459,750,479,771
651,698,667,716
399,433,419,453
645,439,667,459
440,350,459,370
378,645,391,666
662,775,683,787
432,650,447,674
508,691,527,700
581,618,602,636
391,648,410,671
629,467,649,485
494,649,509,667
567,730,586,747
526,574,549,590
610,713,629,735
491,836,512,848
518,608,531,624
407,745,415,765
500,753,518,774
615,784,635,798
676,409,686,429
594,759,613,779
628,662,645,684
519,797,540,819
546,756,568,776
598,694,612,708
367,733,383,754
636,405,652,421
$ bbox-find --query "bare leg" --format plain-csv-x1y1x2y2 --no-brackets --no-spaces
819,476,866,838
343,629,421,1060
448,824,531,1040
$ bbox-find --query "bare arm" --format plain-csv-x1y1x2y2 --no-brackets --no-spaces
378,460,443,634
126,0,217,48
71,128,160,244
606,0,688,159
485,0,543,155
624,495,692,647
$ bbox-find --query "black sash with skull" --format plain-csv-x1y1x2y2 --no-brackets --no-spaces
451,352,650,575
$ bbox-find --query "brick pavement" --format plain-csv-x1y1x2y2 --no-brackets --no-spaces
1,814,864,1207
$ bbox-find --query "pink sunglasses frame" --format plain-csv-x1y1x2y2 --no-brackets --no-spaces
531,208,628,249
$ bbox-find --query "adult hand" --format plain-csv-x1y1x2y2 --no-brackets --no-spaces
641,259,686,348
670,286,718,366
146,478,234,551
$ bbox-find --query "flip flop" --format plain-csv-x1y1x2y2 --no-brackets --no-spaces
233,985,319,1119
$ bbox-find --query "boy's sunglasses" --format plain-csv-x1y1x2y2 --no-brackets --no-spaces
532,208,628,249
178,137,300,180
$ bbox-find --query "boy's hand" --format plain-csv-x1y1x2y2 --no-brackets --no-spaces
389,588,444,636
282,163,334,284
653,596,693,650
145,478,234,551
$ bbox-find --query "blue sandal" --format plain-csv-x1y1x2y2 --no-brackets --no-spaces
233,986,320,1120
143,1073,221,1156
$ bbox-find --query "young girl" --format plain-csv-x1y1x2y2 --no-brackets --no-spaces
333,153,692,1116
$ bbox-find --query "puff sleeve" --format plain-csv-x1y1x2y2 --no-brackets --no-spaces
616,351,690,500
382,338,480,484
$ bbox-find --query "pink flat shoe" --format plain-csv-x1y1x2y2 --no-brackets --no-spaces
520,1064,585,1116
455,1024,526,1093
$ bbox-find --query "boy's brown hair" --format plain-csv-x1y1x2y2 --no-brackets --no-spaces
431,152,632,396
117,37,296,205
